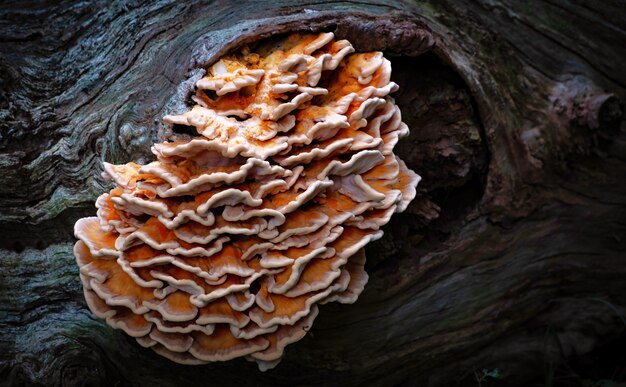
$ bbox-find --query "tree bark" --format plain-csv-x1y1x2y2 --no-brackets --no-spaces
1,1,624,386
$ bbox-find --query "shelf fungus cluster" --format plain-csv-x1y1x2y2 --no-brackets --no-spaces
74,32,419,370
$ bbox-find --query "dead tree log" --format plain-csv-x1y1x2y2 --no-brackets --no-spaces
1,1,624,386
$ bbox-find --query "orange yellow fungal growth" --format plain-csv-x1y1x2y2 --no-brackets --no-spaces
74,32,420,371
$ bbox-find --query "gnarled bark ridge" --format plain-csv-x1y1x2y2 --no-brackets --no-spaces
0,1,624,386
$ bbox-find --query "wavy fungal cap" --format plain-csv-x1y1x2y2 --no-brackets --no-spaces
74,32,420,371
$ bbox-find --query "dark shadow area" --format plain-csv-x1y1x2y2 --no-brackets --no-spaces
366,52,489,271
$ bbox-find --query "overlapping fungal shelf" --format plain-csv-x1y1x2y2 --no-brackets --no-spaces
74,32,420,371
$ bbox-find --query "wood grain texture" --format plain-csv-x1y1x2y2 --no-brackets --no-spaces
0,1,624,386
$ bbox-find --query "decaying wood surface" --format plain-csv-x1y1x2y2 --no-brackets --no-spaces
1,1,624,386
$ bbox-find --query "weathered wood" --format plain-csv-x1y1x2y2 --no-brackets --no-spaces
1,1,624,386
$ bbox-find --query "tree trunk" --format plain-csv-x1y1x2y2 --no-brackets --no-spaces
1,1,624,386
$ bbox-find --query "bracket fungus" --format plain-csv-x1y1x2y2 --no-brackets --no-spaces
74,32,420,371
